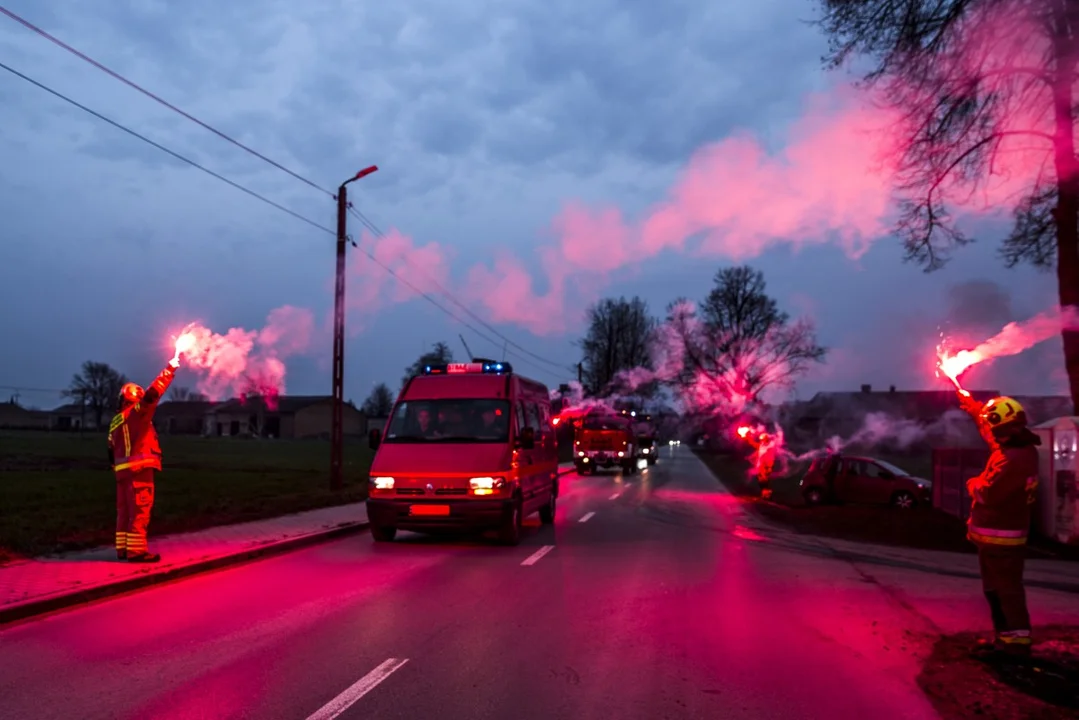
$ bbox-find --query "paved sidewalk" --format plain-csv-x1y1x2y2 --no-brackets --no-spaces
1,462,577,626
0,503,369,625
730,499,1079,592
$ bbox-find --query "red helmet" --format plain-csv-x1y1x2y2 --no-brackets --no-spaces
119,383,145,405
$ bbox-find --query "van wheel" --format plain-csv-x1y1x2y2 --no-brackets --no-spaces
371,524,396,542
804,488,824,506
539,490,556,525
498,499,522,545
891,491,915,510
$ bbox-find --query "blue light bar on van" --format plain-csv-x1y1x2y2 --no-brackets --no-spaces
422,361,513,375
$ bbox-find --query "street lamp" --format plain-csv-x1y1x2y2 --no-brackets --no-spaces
331,165,379,491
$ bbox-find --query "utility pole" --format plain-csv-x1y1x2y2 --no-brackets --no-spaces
458,334,474,361
577,362,583,385
331,165,379,491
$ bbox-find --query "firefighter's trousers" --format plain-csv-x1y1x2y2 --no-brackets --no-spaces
977,544,1031,645
116,469,155,556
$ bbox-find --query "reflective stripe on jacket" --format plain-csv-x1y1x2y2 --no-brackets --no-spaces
966,418,1039,546
107,365,175,478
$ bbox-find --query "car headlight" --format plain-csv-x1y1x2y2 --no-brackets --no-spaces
642,448,649,454
371,476,394,490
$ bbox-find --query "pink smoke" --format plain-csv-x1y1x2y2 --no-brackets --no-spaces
173,305,315,408
937,306,1079,388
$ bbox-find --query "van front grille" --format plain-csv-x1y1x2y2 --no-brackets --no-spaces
396,488,425,496
435,488,467,496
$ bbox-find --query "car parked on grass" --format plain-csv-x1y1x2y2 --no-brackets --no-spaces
799,454,931,509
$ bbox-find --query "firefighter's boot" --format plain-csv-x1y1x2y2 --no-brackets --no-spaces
127,552,161,563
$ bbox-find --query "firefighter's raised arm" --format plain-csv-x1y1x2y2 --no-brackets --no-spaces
142,359,179,407
958,390,999,449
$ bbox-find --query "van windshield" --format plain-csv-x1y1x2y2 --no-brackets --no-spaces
384,399,511,443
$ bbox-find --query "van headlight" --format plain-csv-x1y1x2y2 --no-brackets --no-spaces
371,476,394,490
469,477,505,495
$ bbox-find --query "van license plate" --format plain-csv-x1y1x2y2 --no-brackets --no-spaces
410,504,450,517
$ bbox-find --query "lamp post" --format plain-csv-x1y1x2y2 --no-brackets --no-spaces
331,165,378,491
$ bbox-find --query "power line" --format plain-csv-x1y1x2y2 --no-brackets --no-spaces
0,4,571,373
347,207,575,373
0,60,332,234
0,4,332,198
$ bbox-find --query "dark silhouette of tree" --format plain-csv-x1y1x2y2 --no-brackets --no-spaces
816,0,1079,409
168,386,208,402
578,296,657,396
361,383,395,416
401,342,454,388
661,266,826,414
64,361,128,428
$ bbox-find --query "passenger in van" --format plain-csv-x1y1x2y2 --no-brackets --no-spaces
475,406,508,438
415,408,435,436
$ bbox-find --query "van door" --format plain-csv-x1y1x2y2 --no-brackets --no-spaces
535,400,557,497
522,401,544,511
514,400,533,504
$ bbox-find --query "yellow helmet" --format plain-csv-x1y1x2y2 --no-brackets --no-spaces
119,383,145,405
982,396,1027,431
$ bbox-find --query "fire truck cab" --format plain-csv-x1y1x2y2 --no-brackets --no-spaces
573,411,637,475
366,360,558,546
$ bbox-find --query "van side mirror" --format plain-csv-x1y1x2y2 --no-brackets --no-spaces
518,426,535,450
368,428,381,450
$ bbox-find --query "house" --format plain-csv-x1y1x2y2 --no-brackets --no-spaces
0,400,49,429
204,396,365,439
784,384,1004,450
153,401,216,435
48,402,107,431
365,415,389,436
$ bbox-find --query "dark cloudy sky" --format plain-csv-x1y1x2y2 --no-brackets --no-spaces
0,0,1058,411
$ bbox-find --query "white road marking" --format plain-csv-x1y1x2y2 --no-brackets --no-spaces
521,544,555,566
306,658,409,720
579,511,596,523
609,492,621,500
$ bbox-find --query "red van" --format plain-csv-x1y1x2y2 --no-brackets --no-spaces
365,360,559,545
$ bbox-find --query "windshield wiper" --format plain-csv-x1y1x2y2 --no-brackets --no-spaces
385,434,428,442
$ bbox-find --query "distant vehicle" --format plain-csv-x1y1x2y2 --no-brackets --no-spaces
799,454,931,509
619,408,659,466
574,413,637,475
365,360,558,546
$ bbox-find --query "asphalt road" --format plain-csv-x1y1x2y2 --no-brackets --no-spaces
0,447,943,720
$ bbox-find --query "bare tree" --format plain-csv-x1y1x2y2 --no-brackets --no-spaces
816,0,1079,409
578,296,657,396
64,361,128,428
361,383,395,416
401,342,454,388
660,266,826,415
168,386,208,402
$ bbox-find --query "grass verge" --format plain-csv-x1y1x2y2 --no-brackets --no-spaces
694,449,1079,560
0,430,371,561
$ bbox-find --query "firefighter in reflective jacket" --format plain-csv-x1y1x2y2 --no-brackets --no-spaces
958,391,1041,655
746,432,777,499
107,359,179,562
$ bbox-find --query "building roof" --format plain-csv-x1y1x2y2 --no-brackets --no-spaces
798,387,1001,422
795,386,1071,425
50,402,87,415
208,395,344,414
155,400,216,418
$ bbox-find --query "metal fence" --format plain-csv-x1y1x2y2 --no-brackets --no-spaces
931,447,990,521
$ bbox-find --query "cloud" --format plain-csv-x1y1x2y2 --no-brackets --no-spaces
0,0,1055,400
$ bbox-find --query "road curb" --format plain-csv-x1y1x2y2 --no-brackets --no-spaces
0,521,370,628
